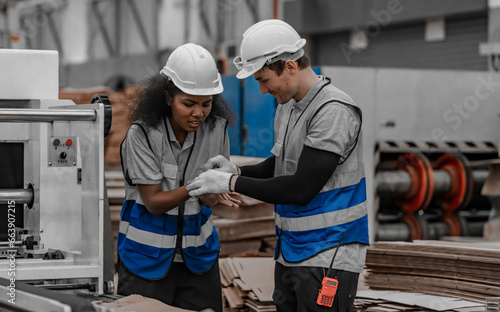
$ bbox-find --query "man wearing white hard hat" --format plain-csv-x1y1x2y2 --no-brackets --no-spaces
117,43,238,312
187,20,369,312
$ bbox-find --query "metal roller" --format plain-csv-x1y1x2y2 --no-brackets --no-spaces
432,171,452,194
375,171,413,196
376,222,412,241
377,215,429,241
381,153,434,213
0,187,34,207
376,213,483,241
0,108,96,122
377,170,454,196
376,153,488,213
377,168,488,198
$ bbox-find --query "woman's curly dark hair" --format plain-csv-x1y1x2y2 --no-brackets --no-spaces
129,74,235,129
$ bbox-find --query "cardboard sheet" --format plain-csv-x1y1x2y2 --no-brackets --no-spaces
93,294,195,311
356,290,484,311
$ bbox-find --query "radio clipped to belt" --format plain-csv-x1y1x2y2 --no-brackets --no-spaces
316,232,344,307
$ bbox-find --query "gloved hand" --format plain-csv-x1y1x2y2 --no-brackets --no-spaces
187,170,234,196
204,155,239,174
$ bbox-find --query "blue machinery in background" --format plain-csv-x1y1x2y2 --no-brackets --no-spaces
222,76,276,158
222,68,321,157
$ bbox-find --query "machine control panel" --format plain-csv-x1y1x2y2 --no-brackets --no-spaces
49,136,77,166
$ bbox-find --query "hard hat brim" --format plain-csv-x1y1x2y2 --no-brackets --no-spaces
235,57,267,80
177,82,224,96
160,70,224,96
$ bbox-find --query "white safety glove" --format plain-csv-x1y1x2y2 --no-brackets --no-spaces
186,170,234,196
204,155,239,174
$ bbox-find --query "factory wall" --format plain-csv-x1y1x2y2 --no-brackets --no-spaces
313,14,488,71
0,0,279,88
284,0,490,71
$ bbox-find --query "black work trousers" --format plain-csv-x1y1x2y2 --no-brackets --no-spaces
273,262,359,312
117,257,222,312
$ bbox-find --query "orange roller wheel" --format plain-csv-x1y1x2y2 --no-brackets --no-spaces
440,213,463,237
401,214,428,241
394,153,434,213
433,154,473,212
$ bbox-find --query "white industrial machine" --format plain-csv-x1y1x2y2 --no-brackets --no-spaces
324,66,500,242
0,49,114,307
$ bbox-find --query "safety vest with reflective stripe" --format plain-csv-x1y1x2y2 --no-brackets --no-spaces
117,117,229,279
271,77,369,263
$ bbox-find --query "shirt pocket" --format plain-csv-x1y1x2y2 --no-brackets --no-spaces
130,206,165,229
161,163,178,180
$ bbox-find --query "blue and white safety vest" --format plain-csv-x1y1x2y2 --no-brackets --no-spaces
271,77,369,262
117,116,229,279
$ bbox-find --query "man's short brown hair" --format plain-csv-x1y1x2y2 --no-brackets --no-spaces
264,55,311,76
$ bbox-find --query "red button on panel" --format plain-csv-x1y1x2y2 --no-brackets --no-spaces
66,139,73,146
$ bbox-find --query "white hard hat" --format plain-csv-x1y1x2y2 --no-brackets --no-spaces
160,43,223,95
233,19,306,79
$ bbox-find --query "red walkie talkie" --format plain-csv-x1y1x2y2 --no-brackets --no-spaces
316,232,344,307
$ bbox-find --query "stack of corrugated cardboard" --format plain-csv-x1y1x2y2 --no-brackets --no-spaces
354,290,485,312
364,240,500,303
486,297,500,312
220,257,276,312
59,86,111,105
213,193,275,257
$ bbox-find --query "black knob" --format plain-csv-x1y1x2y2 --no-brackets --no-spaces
60,152,67,159
91,94,112,138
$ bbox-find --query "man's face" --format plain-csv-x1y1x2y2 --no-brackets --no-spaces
253,66,294,104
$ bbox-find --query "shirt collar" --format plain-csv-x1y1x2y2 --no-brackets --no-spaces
293,75,330,111
164,117,194,149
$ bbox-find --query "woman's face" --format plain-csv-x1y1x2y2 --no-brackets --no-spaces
168,92,213,136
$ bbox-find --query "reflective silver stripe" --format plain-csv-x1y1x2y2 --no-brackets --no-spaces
119,221,176,248
118,216,214,248
183,215,215,248
275,201,367,232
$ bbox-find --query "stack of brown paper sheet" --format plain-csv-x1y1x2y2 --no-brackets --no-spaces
219,257,276,312
364,240,500,303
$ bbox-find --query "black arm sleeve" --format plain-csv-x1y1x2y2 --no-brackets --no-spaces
234,146,341,205
239,156,275,179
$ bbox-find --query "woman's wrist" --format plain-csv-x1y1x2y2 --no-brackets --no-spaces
230,175,238,192
198,194,218,207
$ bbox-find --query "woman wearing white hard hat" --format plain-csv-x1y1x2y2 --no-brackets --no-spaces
116,43,238,312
